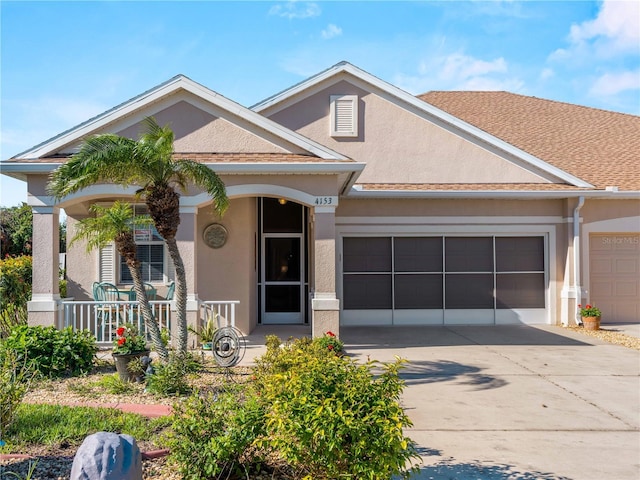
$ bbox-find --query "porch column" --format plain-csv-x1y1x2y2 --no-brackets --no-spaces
311,206,340,338
176,207,200,348
28,206,61,327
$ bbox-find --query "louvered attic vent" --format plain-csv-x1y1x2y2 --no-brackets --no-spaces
330,94,358,137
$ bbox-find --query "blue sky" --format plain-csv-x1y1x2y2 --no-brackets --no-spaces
1,0,639,207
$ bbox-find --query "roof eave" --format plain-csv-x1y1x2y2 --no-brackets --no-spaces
346,187,640,200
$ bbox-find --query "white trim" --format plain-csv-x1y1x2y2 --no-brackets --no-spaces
30,205,60,214
315,205,337,214
184,184,331,208
336,223,556,326
178,206,197,214
347,187,640,200
252,62,593,188
206,162,365,174
445,310,495,325
336,216,565,225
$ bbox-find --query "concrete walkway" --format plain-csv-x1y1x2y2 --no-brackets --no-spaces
337,324,640,480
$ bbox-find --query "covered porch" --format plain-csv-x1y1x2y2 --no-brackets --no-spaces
27,174,357,344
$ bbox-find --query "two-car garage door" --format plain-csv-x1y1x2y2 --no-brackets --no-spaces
590,234,640,323
341,235,547,326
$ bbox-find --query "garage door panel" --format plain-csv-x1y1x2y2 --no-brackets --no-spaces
614,259,638,274
590,234,640,323
591,280,613,296
591,259,613,274
614,280,639,297
616,303,639,322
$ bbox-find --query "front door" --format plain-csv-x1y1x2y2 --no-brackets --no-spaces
260,198,306,324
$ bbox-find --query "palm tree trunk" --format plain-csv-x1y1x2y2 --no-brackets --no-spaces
129,267,169,363
164,236,188,354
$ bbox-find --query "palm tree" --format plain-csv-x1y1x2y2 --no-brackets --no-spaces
70,202,169,362
48,117,229,355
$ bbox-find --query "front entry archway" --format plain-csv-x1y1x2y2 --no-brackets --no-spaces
259,197,308,324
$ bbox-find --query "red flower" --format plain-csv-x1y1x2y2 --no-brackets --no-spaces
585,305,592,309
578,304,582,308
328,345,334,350
116,327,125,337
326,331,335,337
117,338,126,346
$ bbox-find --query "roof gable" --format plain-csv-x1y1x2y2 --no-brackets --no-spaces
253,62,594,189
14,75,348,162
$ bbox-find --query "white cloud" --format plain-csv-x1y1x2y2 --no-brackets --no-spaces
589,69,640,96
569,0,640,54
269,2,321,20
397,52,522,93
439,53,507,81
540,68,555,81
551,0,640,62
321,24,342,40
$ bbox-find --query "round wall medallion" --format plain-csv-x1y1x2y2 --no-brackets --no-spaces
203,223,228,249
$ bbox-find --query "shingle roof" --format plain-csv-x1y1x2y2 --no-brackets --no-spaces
419,91,640,191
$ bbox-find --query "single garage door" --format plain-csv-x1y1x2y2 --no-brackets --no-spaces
590,234,640,323
341,235,547,325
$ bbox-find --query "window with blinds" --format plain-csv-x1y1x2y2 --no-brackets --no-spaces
330,95,358,137
98,204,174,285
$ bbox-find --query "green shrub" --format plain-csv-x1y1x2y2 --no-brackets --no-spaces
168,336,419,479
0,255,67,337
168,387,266,479
0,255,32,312
0,325,97,378
96,373,136,395
254,337,420,479
0,303,27,339
146,354,196,396
0,349,34,439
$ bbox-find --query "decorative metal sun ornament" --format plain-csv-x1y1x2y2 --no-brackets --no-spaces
211,326,246,368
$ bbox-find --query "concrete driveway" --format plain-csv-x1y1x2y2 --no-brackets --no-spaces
341,325,640,480
241,324,639,479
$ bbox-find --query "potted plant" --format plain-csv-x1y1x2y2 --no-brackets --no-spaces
112,324,150,382
188,314,218,350
579,304,602,331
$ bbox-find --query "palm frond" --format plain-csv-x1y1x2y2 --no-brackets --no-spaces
69,202,151,252
48,135,138,199
174,160,229,214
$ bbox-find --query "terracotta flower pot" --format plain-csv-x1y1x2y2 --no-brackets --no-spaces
113,351,150,382
582,316,601,331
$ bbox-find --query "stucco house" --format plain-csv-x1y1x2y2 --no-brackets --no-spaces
2,62,639,341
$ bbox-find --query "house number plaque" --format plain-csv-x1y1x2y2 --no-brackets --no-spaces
203,223,228,249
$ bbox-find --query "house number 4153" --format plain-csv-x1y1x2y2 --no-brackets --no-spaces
314,197,335,205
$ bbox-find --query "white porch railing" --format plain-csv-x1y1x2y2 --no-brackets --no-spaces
61,299,239,347
200,301,239,329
